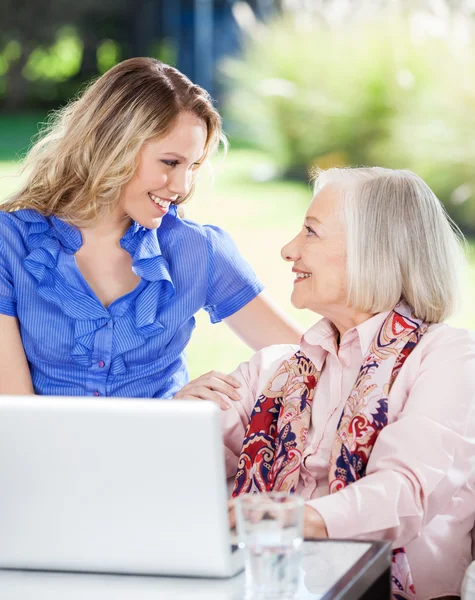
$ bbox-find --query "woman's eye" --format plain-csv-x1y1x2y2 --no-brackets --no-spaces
305,225,317,237
161,160,179,167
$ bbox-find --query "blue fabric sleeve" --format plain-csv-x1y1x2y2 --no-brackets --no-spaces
204,225,264,323
0,235,17,317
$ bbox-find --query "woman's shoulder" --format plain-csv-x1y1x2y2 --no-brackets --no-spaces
0,209,23,231
167,214,238,251
0,208,47,233
424,321,475,351
415,321,475,372
248,343,301,373
158,212,212,248
231,344,300,397
160,214,247,273
0,209,56,268
0,209,43,247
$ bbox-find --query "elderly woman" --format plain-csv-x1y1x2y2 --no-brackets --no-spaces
176,167,475,600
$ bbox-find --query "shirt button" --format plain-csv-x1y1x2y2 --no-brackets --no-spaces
93,391,100,397
98,360,105,368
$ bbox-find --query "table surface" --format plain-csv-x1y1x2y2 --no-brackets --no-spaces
0,540,391,600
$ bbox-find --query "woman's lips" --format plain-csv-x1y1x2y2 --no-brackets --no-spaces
293,272,312,284
148,192,170,215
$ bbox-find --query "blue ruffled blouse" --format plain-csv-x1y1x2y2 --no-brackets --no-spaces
0,207,263,398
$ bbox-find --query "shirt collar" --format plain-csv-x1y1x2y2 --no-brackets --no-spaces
301,310,390,365
351,310,389,356
48,204,178,258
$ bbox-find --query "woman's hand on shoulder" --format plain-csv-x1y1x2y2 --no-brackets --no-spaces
174,371,242,410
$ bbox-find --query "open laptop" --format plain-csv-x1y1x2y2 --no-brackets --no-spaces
0,396,243,578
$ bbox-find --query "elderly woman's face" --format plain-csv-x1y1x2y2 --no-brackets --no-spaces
281,185,347,314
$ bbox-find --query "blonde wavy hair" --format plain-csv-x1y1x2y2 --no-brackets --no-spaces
2,57,226,226
313,167,465,323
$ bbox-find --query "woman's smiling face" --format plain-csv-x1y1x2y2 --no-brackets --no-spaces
281,184,348,315
116,111,207,229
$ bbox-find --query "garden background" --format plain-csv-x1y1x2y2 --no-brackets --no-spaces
1,0,474,378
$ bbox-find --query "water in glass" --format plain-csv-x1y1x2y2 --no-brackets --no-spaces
235,493,304,600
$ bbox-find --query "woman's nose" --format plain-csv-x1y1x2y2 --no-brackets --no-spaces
169,168,192,199
281,235,300,262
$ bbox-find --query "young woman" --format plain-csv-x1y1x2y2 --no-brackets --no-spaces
0,57,302,398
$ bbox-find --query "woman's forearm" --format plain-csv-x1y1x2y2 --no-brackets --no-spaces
224,292,303,351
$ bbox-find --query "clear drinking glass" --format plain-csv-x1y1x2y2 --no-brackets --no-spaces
234,492,305,599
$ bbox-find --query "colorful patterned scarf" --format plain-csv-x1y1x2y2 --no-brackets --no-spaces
232,301,429,600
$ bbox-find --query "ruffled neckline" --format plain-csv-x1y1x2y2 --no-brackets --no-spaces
15,208,177,374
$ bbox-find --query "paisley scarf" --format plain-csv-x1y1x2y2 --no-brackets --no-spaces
232,301,429,600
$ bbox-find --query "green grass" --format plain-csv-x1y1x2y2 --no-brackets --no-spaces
1,119,474,379
0,112,48,162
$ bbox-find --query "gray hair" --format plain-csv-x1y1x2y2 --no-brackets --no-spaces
313,167,465,323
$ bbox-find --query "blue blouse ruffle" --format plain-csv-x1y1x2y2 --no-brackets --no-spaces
15,208,176,375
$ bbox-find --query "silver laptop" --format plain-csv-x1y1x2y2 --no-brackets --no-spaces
0,396,243,578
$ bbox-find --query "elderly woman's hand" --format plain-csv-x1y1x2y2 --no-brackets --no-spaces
303,506,328,539
174,371,242,410
228,500,328,539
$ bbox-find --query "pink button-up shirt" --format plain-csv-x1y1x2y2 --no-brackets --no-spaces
221,312,475,599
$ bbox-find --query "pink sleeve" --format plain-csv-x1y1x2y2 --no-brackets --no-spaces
220,344,298,478
308,327,475,548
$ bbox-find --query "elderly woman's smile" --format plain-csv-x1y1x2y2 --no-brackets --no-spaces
292,270,311,283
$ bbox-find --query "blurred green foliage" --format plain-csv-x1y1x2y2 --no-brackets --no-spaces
148,38,178,70
0,41,21,75
221,9,475,233
0,29,176,109
97,39,122,74
0,0,171,109
23,27,83,82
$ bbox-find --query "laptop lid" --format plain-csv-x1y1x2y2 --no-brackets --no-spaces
0,396,238,577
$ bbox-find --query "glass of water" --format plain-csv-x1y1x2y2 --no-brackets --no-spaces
234,492,305,599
